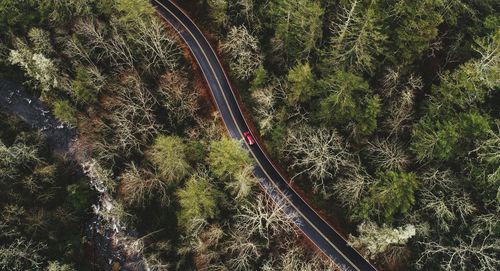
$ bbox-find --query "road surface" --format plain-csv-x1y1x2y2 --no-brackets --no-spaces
152,1,378,270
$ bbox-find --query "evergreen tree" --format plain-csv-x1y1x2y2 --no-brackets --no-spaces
149,135,191,183
317,70,380,138
268,0,324,61
177,172,223,231
286,62,316,106
207,138,251,178
356,170,418,223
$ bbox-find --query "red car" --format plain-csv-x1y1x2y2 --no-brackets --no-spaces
243,131,255,145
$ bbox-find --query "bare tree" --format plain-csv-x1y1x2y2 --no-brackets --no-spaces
64,35,94,66
0,238,46,270
283,125,352,196
226,164,257,200
261,243,340,271
144,241,171,271
471,128,500,184
28,28,54,56
106,24,136,70
380,68,401,98
73,17,135,70
472,31,500,89
119,163,170,207
103,73,159,158
366,137,411,171
420,191,476,232
384,74,422,135
0,141,40,180
419,169,477,232
332,159,372,208
251,77,287,135
328,0,387,73
416,233,500,271
72,17,109,62
232,0,258,25
193,115,224,141
472,214,500,236
251,86,277,135
224,229,261,271
186,112,225,141
157,72,199,126
179,223,224,267
220,25,263,80
234,191,299,246
127,16,181,74
385,86,416,135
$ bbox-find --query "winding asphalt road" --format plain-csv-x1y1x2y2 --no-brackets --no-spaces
152,1,378,270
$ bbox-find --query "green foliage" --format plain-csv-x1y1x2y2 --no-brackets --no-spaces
358,95,381,137
269,0,324,61
427,68,488,115
0,238,46,271
250,66,268,91
115,0,155,25
65,183,93,213
412,111,491,162
149,135,191,182
286,62,316,106
0,115,92,269
411,118,460,162
472,127,500,192
411,28,497,164
177,173,223,230
327,0,388,73
52,100,78,126
317,70,380,137
460,111,491,139
185,140,207,165
0,140,40,180
46,261,76,271
208,0,228,27
2,0,498,269
388,0,444,63
28,28,54,56
71,66,102,104
207,138,251,178
0,0,40,33
36,0,96,27
225,165,256,200
356,171,418,223
268,121,286,154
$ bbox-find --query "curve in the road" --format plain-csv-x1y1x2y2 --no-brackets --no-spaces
152,1,378,270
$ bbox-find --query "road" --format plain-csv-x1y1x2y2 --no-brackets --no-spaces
152,1,378,270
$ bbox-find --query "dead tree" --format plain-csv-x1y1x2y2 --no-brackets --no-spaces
283,125,352,196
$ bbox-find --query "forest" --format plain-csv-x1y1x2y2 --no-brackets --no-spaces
0,0,499,271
